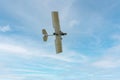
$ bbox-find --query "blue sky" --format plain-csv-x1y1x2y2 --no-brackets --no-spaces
0,0,120,80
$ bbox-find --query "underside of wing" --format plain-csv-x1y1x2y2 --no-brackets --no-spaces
55,36,62,53
52,11,61,33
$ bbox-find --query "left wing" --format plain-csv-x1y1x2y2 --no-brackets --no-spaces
52,11,61,34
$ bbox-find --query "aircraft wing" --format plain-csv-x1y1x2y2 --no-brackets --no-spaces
55,35,62,53
52,11,61,33
52,11,62,53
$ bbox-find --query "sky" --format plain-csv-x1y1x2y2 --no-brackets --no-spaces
0,0,120,80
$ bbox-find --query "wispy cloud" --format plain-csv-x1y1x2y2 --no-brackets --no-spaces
0,34,88,63
111,34,120,43
92,59,120,68
1,0,120,80
92,44,120,68
0,25,11,32
0,75,24,80
0,0,76,34
0,43,28,55
69,20,80,28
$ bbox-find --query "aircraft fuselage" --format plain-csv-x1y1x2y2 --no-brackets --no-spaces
53,31,67,36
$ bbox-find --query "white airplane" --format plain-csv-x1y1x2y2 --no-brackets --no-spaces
42,11,67,53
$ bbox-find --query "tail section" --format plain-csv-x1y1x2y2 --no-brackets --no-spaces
42,29,47,35
42,29,48,41
43,35,48,41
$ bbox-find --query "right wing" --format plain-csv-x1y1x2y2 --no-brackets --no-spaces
55,35,62,53
52,11,61,33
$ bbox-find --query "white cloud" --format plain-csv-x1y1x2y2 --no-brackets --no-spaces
69,20,80,28
34,49,88,63
0,0,76,33
0,75,24,80
92,60,120,68
105,44,120,55
92,44,120,69
0,25,11,32
0,41,88,64
0,43,28,55
0,63,12,74
112,34,120,42
64,50,89,63
39,54,73,62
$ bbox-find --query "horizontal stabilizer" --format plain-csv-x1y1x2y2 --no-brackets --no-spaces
43,36,48,42
42,29,48,41
42,29,47,35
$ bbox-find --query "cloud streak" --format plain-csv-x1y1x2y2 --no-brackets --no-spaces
0,0,120,80
0,43,28,54
92,44,120,68
0,25,11,32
